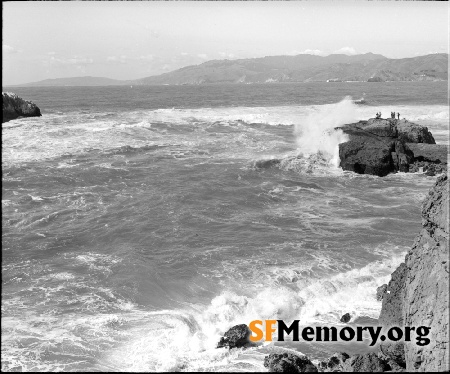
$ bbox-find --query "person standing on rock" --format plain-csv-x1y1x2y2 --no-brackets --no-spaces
397,112,400,120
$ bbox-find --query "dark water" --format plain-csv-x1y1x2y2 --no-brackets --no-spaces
2,82,448,371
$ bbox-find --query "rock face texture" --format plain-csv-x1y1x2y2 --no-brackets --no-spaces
378,173,449,372
264,352,318,372
396,120,436,144
217,324,252,349
317,352,350,372
406,143,448,164
2,92,41,123
337,118,447,177
341,352,389,372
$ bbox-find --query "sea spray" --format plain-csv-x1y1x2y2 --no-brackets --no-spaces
294,96,357,167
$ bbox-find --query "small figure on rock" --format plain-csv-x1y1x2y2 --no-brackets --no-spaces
391,112,396,119
340,313,351,323
397,112,400,120
375,112,381,119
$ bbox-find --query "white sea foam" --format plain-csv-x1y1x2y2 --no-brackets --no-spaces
294,96,354,167
98,251,405,372
2,102,448,166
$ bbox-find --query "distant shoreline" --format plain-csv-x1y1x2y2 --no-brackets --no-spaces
3,80,447,89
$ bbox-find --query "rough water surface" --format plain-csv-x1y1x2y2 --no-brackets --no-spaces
2,82,448,371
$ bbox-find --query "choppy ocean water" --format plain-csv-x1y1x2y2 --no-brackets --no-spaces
2,82,449,371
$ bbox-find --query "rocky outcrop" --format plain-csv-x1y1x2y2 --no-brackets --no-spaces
258,174,448,372
264,352,318,372
2,92,41,123
341,353,390,372
378,173,449,371
217,324,253,349
406,143,448,164
396,121,435,144
340,313,351,323
376,284,388,301
337,118,447,177
317,352,350,372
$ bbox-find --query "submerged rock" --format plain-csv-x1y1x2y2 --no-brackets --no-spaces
2,92,42,123
264,352,318,372
217,324,252,349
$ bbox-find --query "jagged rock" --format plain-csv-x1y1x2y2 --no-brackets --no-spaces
378,173,449,371
396,120,435,144
264,352,318,372
341,352,389,372
392,140,415,172
317,352,350,372
378,263,406,327
376,284,388,301
403,173,449,371
340,313,351,323
409,160,447,175
425,165,436,176
405,143,448,164
217,324,252,349
379,342,406,370
2,92,42,123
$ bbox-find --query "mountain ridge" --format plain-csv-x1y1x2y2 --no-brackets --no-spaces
8,53,448,87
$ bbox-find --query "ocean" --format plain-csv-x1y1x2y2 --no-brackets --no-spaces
2,82,449,372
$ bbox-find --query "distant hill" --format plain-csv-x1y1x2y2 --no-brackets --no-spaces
10,53,448,87
14,76,129,87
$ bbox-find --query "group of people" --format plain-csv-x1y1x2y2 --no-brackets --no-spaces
375,112,400,120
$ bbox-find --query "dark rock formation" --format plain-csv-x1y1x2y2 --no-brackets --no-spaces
2,92,41,123
396,121,435,144
341,352,389,372
340,313,351,323
317,352,350,372
378,342,406,371
378,263,407,327
264,352,318,372
376,284,388,301
338,134,396,177
378,173,449,371
406,143,448,164
337,118,446,176
217,324,252,349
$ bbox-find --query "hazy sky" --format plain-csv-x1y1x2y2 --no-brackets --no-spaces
3,1,449,85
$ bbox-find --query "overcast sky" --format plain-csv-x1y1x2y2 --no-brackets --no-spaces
3,1,449,85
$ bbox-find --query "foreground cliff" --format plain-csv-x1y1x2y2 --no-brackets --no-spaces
378,172,449,372
337,118,447,176
2,92,42,123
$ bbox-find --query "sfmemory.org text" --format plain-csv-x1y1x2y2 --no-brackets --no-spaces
249,320,431,346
